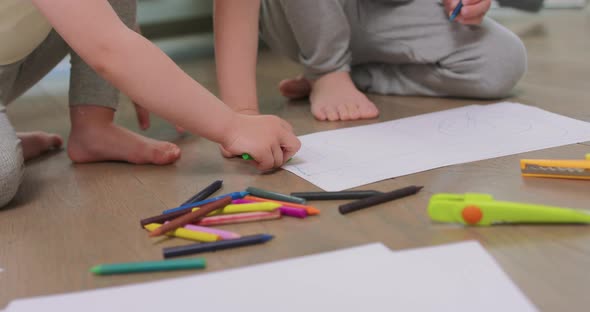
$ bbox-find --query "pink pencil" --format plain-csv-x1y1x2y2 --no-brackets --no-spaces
232,199,307,218
184,224,241,240
195,210,281,226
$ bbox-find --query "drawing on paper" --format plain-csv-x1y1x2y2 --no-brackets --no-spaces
283,103,590,191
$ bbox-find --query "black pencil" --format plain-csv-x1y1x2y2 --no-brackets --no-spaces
338,185,423,215
290,190,383,201
180,180,223,206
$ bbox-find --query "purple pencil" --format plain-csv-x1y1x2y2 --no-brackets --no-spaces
278,206,307,218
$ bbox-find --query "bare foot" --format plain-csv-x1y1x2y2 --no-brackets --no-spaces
66,106,181,165
17,131,63,161
309,71,380,121
279,75,312,100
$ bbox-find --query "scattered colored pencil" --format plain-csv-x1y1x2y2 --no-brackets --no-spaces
195,210,282,226
184,224,241,240
163,234,274,258
144,223,220,242
149,197,232,237
245,195,320,215
246,187,306,204
180,180,223,206
90,258,206,275
192,202,281,215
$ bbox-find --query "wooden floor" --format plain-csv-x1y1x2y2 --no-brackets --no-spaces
2,9,590,311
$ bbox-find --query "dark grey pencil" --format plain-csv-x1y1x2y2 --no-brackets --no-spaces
290,190,383,201
338,186,424,215
245,186,306,204
180,180,223,206
163,234,274,258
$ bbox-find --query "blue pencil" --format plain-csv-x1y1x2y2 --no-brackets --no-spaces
163,191,249,214
449,1,463,22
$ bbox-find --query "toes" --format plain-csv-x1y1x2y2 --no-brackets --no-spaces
49,134,63,149
361,105,380,119
311,106,328,121
337,104,351,121
349,108,361,120
279,77,312,99
152,143,181,165
358,98,380,119
324,106,340,121
347,102,361,120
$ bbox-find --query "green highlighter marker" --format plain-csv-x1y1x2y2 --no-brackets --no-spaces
242,153,293,162
90,258,206,275
428,193,590,226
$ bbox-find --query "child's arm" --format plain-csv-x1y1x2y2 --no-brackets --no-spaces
214,0,261,115
33,0,299,170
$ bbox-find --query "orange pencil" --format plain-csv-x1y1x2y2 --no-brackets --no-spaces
149,196,232,237
244,195,320,215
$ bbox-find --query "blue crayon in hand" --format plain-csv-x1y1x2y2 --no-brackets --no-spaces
449,1,463,21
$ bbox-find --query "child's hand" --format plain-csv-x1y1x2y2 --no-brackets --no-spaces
133,101,185,134
445,0,491,25
221,114,301,171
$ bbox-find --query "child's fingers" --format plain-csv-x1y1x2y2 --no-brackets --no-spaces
280,119,294,132
460,0,491,21
278,139,301,166
456,11,486,25
461,0,486,5
254,148,275,171
218,145,235,158
271,143,284,168
457,16,484,25
134,102,150,130
279,130,302,161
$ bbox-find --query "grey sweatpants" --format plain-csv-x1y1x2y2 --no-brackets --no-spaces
0,0,136,208
260,0,527,99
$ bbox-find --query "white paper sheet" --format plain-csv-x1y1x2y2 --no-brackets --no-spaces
5,241,537,312
283,102,590,191
383,241,537,311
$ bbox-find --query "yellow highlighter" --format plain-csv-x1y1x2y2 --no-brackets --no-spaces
520,154,590,180
144,223,220,242
192,202,281,216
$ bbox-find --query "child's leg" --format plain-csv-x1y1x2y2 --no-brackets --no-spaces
0,108,24,208
0,32,67,207
0,108,61,208
65,0,180,165
348,0,527,99
260,0,379,121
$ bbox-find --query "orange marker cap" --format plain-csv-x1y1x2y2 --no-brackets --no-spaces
461,205,483,225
